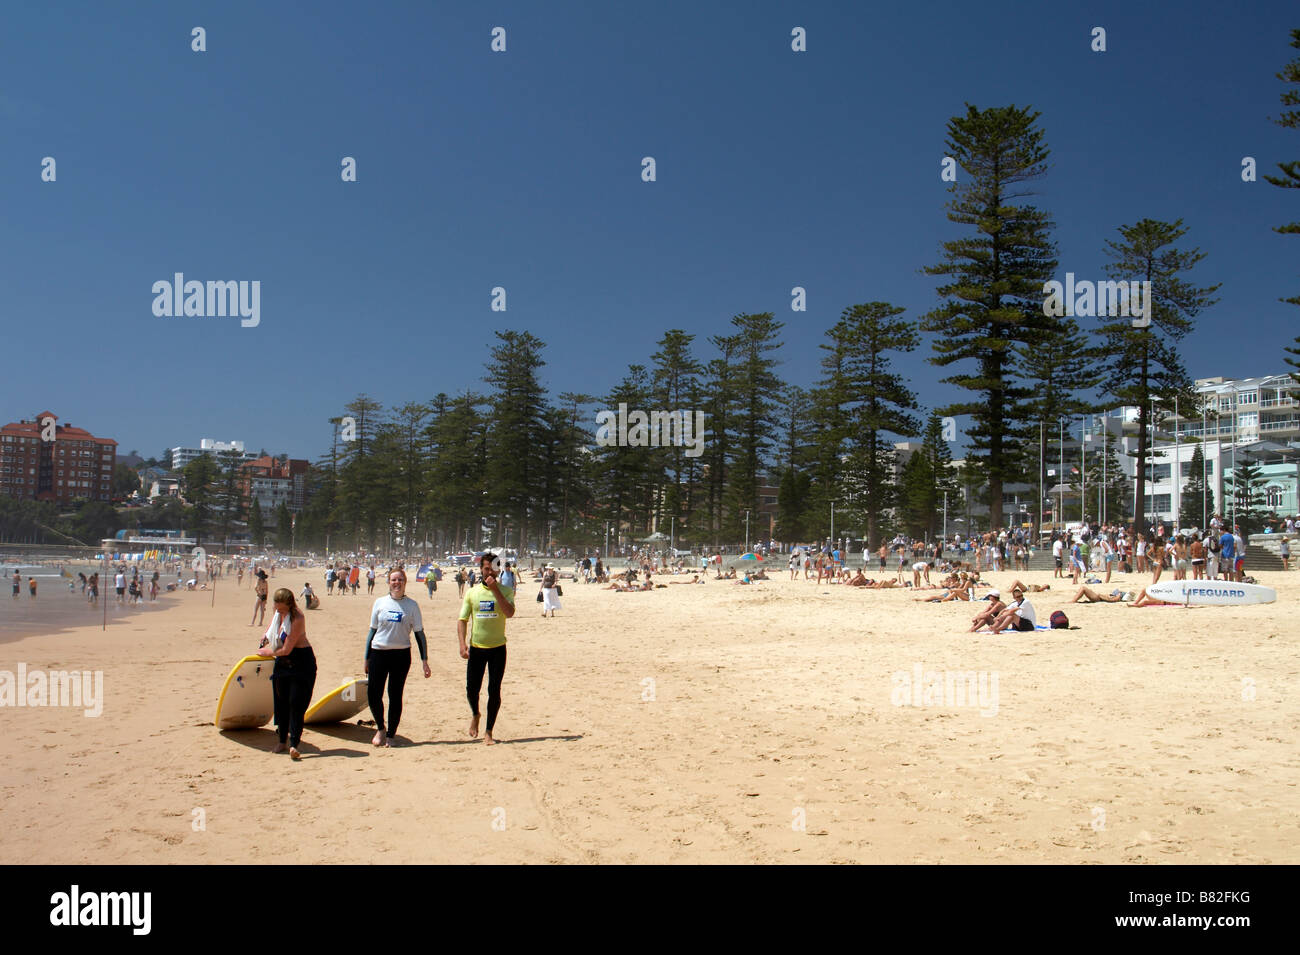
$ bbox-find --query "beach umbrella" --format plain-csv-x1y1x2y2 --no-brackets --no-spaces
739,552,763,560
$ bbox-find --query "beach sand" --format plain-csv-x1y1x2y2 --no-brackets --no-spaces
1,565,1296,864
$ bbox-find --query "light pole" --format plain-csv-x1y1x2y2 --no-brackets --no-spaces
744,510,750,554
942,490,948,542
829,501,835,546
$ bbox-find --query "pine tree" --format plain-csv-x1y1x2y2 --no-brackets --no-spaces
276,501,293,550
482,331,549,548
922,104,1059,529
248,500,265,547
721,313,784,542
1225,458,1268,536
1266,27,1300,362
1097,218,1220,536
1179,443,1214,529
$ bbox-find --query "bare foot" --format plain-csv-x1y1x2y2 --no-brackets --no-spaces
272,742,287,754
468,714,480,738
371,730,385,746
383,736,394,748
484,734,497,746
289,747,301,760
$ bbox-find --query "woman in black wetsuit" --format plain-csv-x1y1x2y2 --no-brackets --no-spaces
257,588,318,760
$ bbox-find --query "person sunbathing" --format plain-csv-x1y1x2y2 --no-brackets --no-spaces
1005,580,1052,593
669,574,703,585
866,578,901,589
917,576,974,602
1071,585,1133,603
847,570,870,587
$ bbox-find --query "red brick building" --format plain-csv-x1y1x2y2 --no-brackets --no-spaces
238,455,310,515
0,411,117,504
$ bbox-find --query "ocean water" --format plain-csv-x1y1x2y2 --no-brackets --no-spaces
0,564,177,642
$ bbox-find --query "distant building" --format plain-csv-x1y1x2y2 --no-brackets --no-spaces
0,411,117,504
138,465,182,500
170,438,259,471
238,455,310,515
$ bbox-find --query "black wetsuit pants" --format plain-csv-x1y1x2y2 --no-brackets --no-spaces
467,644,507,734
368,648,411,738
273,647,318,749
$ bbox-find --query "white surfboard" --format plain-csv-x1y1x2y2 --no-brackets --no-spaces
304,677,369,724
1145,579,1277,606
214,655,276,729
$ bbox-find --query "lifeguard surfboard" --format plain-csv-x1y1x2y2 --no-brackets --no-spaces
1145,579,1277,606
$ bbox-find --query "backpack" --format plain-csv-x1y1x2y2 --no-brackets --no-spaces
1050,610,1069,629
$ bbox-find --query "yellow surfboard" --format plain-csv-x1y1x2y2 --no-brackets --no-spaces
304,677,369,724
214,654,276,730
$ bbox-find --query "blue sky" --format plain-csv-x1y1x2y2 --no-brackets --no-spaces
2,0,1296,464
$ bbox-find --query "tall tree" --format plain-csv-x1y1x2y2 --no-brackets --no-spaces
248,500,265,547
1096,218,1220,536
1225,457,1268,536
483,331,548,548
1179,443,1214,529
837,303,920,548
181,455,220,546
722,313,784,541
922,104,1059,529
276,501,293,550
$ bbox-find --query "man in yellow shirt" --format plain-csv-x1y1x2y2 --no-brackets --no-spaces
458,552,516,745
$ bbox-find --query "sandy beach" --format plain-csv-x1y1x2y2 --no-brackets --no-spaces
1,564,1296,864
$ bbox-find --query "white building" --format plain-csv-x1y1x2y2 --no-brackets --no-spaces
1042,373,1300,527
170,438,259,471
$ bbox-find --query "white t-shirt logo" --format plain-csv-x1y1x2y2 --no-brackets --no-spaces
384,610,404,623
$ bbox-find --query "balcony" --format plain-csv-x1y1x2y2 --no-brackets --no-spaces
1260,418,1300,432
1260,396,1297,409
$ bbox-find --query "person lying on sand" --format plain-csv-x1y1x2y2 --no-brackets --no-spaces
669,574,704,584
1005,580,1051,593
1071,586,1134,603
847,569,870,587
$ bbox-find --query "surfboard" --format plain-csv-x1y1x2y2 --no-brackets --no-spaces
1145,579,1277,606
214,654,276,729
304,677,369,724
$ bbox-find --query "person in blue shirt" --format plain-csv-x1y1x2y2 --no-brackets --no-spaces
1219,530,1235,580
500,562,517,589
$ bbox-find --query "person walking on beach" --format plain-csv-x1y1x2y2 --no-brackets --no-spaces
255,589,317,760
28,577,37,598
540,563,561,618
459,552,515,745
367,565,376,594
251,569,269,627
11,570,18,599
364,568,431,747
455,566,467,597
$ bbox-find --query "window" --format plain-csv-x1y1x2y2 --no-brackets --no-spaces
1238,391,1258,405
1266,486,1284,508
1143,494,1172,514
